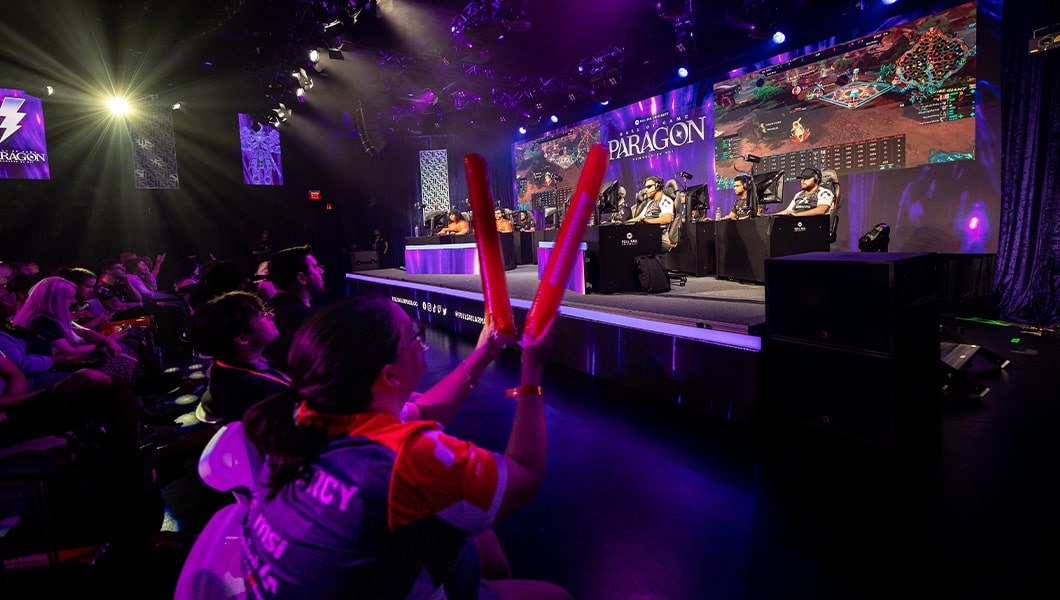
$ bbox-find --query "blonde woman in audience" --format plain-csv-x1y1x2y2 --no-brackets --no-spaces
12,276,126,362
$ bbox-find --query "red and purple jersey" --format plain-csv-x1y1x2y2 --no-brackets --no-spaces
242,411,506,599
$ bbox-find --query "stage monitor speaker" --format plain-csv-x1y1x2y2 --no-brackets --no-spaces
765,252,938,357
762,252,941,447
763,339,941,448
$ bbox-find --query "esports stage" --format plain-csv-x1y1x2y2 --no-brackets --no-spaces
346,264,768,424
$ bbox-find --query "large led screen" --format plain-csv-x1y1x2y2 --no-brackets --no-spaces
713,2,977,185
513,81,712,215
0,89,50,180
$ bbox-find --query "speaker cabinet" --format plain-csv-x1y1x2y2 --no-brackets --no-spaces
762,252,941,447
349,251,379,271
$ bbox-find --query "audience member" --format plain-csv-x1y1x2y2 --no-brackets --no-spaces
262,245,326,369
13,276,140,379
58,267,114,329
96,258,145,316
241,295,571,599
253,260,277,302
190,291,287,422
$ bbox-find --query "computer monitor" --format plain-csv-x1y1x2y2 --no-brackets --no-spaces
685,184,709,219
753,170,785,205
596,180,619,224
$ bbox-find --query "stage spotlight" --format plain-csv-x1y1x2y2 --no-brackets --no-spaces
550,115,559,123
677,67,689,78
518,126,527,134
772,31,786,44
858,223,891,252
172,102,182,110
45,85,55,96
309,49,319,63
106,96,131,116
600,100,610,106
882,0,898,4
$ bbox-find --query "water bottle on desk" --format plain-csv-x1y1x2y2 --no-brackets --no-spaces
714,205,722,221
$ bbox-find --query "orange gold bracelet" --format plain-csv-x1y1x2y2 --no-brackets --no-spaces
505,385,544,398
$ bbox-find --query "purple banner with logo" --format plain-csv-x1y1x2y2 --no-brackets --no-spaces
0,89,50,180
238,113,283,186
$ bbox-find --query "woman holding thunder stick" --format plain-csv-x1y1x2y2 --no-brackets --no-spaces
241,297,573,599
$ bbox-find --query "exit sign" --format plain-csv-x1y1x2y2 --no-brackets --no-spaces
308,190,322,200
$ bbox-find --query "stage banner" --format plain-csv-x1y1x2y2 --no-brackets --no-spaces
514,82,713,215
238,113,283,186
0,89,50,180
129,98,180,189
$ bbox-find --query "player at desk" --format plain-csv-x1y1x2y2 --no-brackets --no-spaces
438,209,471,235
625,176,674,226
719,173,762,220
494,208,514,233
774,167,833,217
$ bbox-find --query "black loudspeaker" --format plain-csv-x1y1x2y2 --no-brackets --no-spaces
762,252,941,447
350,251,379,271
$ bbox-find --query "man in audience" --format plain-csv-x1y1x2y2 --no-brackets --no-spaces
96,258,145,317
263,245,326,368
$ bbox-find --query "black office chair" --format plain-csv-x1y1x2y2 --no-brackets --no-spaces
820,168,842,244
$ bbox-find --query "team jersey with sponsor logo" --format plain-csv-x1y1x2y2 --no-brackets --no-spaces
242,411,506,599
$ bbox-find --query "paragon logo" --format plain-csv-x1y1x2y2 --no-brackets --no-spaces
0,97,26,144
608,116,708,160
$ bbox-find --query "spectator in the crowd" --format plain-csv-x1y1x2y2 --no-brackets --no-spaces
241,296,571,599
190,291,287,422
57,267,114,329
262,245,325,369
253,261,276,302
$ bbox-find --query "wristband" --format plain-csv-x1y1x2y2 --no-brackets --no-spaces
505,385,544,398
460,362,479,390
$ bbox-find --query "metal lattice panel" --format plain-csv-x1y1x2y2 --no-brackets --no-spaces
419,149,450,221
129,98,180,189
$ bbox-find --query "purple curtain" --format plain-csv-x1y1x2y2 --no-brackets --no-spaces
995,1,1060,325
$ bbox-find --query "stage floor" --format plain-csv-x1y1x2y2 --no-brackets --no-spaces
348,265,766,334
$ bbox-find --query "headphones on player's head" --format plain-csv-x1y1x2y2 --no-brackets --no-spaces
808,167,822,184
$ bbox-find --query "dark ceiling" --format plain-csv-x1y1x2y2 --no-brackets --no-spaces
1,0,931,136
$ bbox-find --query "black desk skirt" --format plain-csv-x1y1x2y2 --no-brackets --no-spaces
715,215,830,284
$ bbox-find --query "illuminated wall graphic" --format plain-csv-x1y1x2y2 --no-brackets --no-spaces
419,149,451,223
0,89,50,180
238,113,283,186
130,98,180,189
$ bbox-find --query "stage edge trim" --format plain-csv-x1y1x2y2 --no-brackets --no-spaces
347,273,761,352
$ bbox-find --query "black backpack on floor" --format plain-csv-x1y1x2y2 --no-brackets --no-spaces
634,255,671,293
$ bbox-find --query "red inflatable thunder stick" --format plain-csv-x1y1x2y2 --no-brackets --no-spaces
464,153,517,336
524,143,610,340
